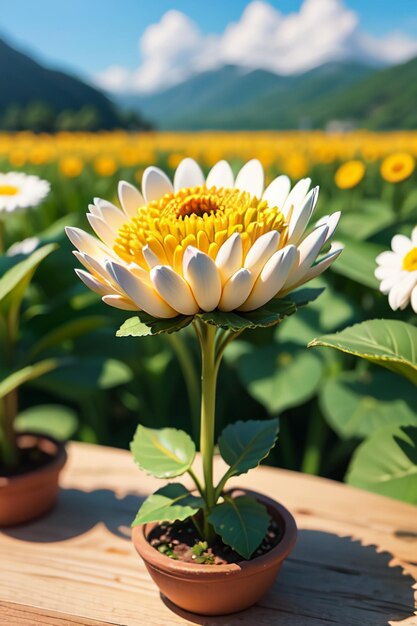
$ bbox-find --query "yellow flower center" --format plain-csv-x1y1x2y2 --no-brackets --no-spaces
114,185,286,274
403,247,417,272
0,185,18,196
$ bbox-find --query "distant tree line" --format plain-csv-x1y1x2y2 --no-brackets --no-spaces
0,101,154,132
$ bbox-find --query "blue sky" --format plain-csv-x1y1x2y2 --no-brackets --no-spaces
1,0,416,92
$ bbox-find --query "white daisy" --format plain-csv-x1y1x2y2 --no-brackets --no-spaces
0,172,50,213
66,158,343,318
6,236,40,256
375,226,417,313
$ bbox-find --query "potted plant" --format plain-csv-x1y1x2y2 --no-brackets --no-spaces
0,173,67,526
67,157,342,614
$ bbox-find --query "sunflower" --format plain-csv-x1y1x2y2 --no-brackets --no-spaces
67,158,342,318
59,156,83,178
375,226,417,312
380,153,415,183
334,160,365,189
0,172,50,213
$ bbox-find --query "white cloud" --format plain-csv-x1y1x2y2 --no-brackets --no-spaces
95,0,417,94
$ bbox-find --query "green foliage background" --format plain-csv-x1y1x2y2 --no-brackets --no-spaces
0,149,416,503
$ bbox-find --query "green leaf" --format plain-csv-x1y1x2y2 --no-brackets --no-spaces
132,484,203,527
33,358,133,400
320,369,417,440
278,285,357,346
116,290,323,336
329,238,384,288
284,288,324,307
218,419,279,477
346,425,417,504
209,495,270,559
117,314,193,337
309,319,417,386
0,359,61,399
237,342,324,414
337,201,394,241
199,289,323,331
0,243,57,311
130,424,196,478
15,404,78,441
29,316,107,359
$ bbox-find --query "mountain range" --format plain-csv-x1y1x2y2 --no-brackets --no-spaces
116,57,417,131
0,33,416,132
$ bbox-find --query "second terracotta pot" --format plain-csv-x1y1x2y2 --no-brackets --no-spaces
132,490,297,616
0,433,67,527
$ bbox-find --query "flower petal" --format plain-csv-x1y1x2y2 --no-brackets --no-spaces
244,230,280,277
75,269,109,296
380,273,403,294
174,158,204,191
118,180,144,218
375,265,395,280
93,198,126,231
218,268,254,311
411,284,417,313
239,245,297,311
65,226,110,259
298,243,343,284
281,243,343,295
375,250,402,268
262,175,291,209
391,234,413,255
388,277,414,311
215,232,243,283
320,211,341,243
87,214,117,247
106,261,177,318
284,224,329,289
183,246,221,311
234,159,264,197
142,244,162,269
282,178,311,219
287,187,319,244
102,295,138,311
142,166,173,202
150,265,198,315
206,160,234,189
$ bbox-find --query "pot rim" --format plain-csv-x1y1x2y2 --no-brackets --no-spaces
132,489,297,580
0,432,67,488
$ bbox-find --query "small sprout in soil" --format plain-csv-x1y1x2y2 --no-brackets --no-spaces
191,541,215,564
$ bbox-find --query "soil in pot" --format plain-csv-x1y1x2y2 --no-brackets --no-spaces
133,492,297,616
0,433,67,527
148,515,283,565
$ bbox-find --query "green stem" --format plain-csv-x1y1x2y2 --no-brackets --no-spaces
190,514,204,539
187,467,205,498
0,389,19,468
166,332,201,442
301,404,328,475
215,329,244,369
0,306,20,468
196,321,218,543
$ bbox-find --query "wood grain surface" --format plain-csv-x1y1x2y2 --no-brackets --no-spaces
1,442,416,626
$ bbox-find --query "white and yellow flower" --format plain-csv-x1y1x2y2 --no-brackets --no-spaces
0,172,50,213
375,227,417,313
66,158,342,318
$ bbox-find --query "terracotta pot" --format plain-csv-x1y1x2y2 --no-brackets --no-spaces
0,433,67,527
132,490,297,615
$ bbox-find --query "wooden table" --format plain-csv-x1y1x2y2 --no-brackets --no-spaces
1,442,416,626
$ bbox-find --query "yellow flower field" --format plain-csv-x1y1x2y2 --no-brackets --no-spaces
1,130,417,182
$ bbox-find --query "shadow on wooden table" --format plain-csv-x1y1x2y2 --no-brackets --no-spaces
2,487,142,542
163,529,416,626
